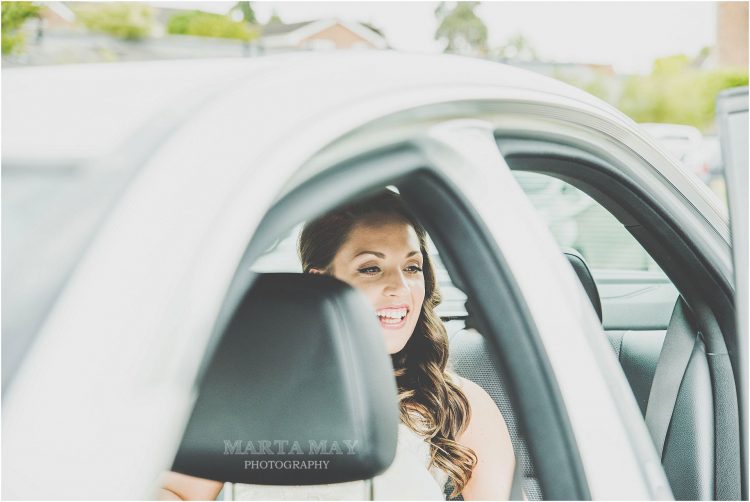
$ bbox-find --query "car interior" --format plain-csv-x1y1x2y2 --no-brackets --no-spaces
498,136,741,501
168,134,742,500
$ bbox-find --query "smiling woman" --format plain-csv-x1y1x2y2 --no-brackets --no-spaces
158,189,516,500
314,220,424,352
297,189,515,500
302,202,426,354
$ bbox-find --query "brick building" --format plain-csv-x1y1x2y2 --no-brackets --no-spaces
716,1,749,68
260,19,388,52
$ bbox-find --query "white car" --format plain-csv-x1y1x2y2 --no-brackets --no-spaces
2,53,746,500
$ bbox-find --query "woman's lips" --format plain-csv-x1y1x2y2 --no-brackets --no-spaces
376,305,409,330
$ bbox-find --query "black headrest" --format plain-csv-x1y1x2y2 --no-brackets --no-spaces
172,273,399,485
563,249,602,322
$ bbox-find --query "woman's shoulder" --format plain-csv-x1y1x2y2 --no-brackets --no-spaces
450,375,507,439
450,374,495,408
444,371,498,418
449,376,516,500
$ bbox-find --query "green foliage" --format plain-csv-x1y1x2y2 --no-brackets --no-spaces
75,3,154,41
434,1,487,55
554,51,749,131
652,54,691,76
267,9,283,26
167,10,258,41
231,1,256,24
618,56,748,130
2,1,40,54
496,34,538,61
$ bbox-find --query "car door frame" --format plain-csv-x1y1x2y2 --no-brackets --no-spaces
716,85,749,500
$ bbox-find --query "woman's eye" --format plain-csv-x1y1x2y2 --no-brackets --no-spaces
358,266,381,275
405,265,423,274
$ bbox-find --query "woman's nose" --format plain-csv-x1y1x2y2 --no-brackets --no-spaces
383,269,409,296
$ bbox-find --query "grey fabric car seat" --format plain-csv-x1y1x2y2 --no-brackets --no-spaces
563,249,602,321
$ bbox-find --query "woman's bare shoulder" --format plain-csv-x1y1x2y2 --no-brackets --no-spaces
452,375,509,445
452,375,516,500
453,376,498,413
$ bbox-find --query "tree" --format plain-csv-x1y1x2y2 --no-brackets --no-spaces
496,34,538,62
652,54,691,76
167,10,259,42
74,3,154,41
2,1,40,54
267,9,283,26
618,53,748,130
434,1,488,56
231,1,256,24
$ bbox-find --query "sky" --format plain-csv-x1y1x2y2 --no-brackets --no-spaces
151,1,718,74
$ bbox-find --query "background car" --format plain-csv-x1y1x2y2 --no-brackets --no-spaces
639,123,704,168
639,122,727,188
684,134,725,183
2,53,745,501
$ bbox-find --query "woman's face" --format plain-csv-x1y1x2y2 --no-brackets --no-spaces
325,217,427,354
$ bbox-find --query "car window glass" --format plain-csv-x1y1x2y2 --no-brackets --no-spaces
513,171,678,330
513,171,665,274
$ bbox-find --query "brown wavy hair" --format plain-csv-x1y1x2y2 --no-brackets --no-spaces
298,189,477,497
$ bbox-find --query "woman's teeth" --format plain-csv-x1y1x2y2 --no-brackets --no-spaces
377,308,407,323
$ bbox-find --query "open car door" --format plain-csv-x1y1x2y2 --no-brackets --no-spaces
716,86,749,500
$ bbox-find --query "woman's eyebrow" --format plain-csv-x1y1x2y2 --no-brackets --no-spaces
353,250,385,259
353,250,420,259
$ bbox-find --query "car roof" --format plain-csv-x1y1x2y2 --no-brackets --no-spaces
3,51,728,254
2,51,616,167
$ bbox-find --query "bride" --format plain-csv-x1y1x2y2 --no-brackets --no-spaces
159,190,516,500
